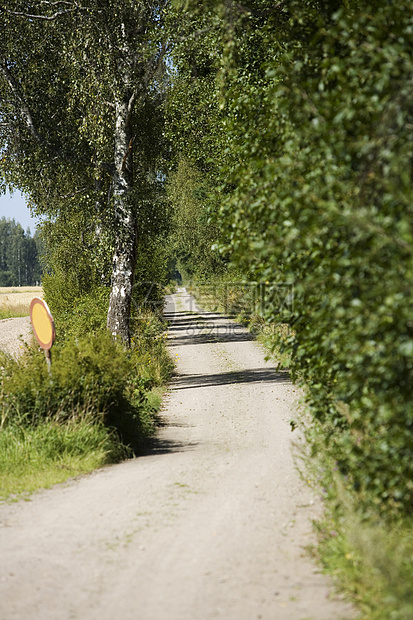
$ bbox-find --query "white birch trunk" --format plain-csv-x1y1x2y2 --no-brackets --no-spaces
106,94,136,345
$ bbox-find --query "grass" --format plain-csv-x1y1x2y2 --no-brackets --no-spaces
312,493,413,619
0,286,43,319
0,421,123,501
300,416,413,620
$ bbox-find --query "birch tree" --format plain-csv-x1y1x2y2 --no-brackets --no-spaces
0,0,169,344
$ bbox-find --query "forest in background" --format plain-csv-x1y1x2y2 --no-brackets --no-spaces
0,217,42,286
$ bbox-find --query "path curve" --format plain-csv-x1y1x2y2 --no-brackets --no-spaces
0,289,355,620
0,316,32,358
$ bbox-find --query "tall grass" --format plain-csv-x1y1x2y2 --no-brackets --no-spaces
312,490,413,619
0,421,123,499
302,415,413,620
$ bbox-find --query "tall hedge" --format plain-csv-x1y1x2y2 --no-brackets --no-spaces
210,0,413,515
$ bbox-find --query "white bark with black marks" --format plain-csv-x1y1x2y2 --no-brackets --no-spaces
106,93,136,345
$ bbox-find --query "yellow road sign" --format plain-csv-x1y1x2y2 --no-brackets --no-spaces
30,298,56,350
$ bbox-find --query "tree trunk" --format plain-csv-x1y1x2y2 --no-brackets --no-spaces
106,95,136,346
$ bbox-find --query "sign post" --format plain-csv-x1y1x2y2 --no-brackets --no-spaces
29,298,56,372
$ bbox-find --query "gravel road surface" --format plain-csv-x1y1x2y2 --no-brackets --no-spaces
0,289,355,620
0,316,33,358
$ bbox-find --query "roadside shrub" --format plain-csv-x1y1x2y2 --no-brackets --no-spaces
58,287,110,340
132,238,171,315
130,311,174,387
43,271,109,341
0,332,125,426
0,325,170,453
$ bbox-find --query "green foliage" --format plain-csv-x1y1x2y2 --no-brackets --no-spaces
130,311,174,387
43,274,109,341
39,206,113,341
132,233,173,314
1,0,172,343
62,288,110,339
303,419,413,620
165,7,232,281
0,320,172,458
39,172,173,339
0,271,13,287
167,160,226,279
191,0,413,517
165,6,226,176
0,0,168,201
1,333,128,427
316,514,413,620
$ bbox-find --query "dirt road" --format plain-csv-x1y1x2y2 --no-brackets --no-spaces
0,289,355,620
0,316,32,357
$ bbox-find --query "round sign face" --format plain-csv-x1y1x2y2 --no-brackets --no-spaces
30,298,56,350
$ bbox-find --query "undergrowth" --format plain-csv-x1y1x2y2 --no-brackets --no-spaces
0,311,173,500
302,418,413,620
314,509,413,620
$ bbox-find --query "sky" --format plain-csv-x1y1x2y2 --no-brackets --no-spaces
0,190,38,234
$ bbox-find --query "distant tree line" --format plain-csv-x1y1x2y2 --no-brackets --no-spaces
0,217,42,286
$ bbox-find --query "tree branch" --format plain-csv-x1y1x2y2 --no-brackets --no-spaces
5,1,93,22
5,8,77,21
0,59,48,146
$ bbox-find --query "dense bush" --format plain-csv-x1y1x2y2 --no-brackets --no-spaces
0,324,172,454
212,0,413,516
168,0,413,517
43,276,110,340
